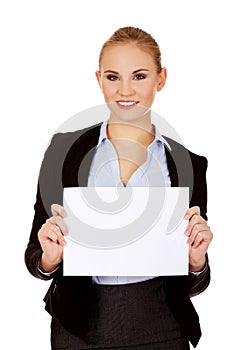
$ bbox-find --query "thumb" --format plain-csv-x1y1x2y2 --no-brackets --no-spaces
51,204,67,218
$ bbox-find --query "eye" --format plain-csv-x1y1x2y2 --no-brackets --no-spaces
106,74,119,81
134,74,146,80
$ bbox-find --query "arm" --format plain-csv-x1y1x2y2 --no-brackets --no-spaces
25,133,69,280
24,126,95,280
185,155,213,296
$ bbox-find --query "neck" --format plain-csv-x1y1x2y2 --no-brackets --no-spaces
107,113,155,147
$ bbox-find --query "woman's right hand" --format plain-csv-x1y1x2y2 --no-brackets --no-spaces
38,204,68,273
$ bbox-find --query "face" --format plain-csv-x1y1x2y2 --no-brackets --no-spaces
96,43,166,122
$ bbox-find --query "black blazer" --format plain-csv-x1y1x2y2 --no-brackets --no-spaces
25,123,210,348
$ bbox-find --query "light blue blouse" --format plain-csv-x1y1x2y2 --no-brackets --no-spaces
89,121,171,285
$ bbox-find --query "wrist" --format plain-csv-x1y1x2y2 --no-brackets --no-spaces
189,256,206,273
39,253,61,273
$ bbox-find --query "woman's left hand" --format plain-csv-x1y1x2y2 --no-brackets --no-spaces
185,206,213,272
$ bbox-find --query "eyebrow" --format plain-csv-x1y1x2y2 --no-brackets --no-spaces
103,69,150,74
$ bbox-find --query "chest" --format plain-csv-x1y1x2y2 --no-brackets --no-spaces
111,140,148,186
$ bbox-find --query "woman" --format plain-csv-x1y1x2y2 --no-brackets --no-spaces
25,27,213,349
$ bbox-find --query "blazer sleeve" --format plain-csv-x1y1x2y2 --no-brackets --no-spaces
24,134,64,281
25,125,100,281
188,152,211,297
188,256,211,297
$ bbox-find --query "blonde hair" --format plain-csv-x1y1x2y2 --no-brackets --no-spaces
99,26,162,73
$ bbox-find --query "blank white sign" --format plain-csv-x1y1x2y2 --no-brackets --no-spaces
63,187,189,276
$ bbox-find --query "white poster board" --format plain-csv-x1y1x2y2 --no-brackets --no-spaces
63,187,189,276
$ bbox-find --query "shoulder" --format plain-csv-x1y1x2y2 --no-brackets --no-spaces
164,136,208,170
48,123,102,149
39,123,102,209
42,123,102,162
40,122,102,177
188,148,208,170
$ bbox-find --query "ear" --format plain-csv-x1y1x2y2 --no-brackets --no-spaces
157,67,167,91
95,70,102,90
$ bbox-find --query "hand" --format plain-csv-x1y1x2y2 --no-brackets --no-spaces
185,206,213,272
38,204,68,273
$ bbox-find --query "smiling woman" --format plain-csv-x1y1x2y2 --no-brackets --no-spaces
25,26,213,350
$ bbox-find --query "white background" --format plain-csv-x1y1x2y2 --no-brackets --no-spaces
1,1,232,349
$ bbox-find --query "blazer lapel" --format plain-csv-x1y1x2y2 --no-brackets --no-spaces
164,145,178,187
62,124,102,187
163,136,194,199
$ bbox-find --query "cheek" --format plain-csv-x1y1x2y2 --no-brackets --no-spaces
102,82,118,99
139,83,157,102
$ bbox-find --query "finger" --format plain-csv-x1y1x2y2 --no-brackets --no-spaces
187,224,209,245
187,224,212,245
51,204,67,218
192,232,203,248
187,231,203,248
191,230,210,248
51,215,68,235
47,226,66,246
184,206,200,220
41,220,66,244
185,214,206,236
47,229,60,243
46,217,58,226
39,221,55,236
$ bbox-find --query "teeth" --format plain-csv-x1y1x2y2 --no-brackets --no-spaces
118,101,136,106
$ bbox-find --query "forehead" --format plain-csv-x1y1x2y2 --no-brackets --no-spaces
100,43,155,71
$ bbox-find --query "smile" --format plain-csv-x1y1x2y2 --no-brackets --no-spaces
116,101,139,109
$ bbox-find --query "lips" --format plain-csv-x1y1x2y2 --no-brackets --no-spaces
116,100,139,109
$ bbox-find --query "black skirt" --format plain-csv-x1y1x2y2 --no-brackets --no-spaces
51,277,190,350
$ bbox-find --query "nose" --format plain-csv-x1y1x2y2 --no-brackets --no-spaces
118,79,135,97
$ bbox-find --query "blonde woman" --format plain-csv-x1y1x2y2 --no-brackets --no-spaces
25,27,213,349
